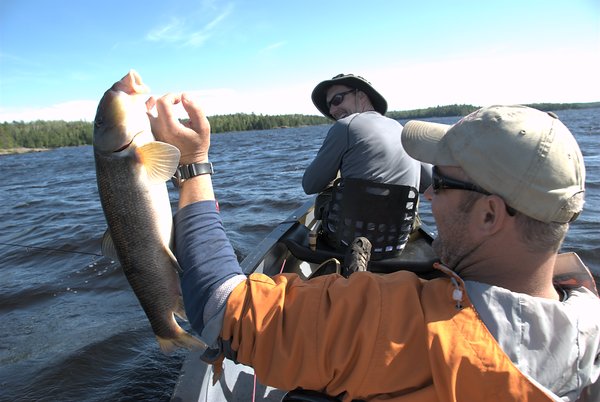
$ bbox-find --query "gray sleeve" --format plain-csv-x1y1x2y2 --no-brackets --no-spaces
302,123,348,194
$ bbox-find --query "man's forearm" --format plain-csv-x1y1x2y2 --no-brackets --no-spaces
175,195,245,343
178,174,215,208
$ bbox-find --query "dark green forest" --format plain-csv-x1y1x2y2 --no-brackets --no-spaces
1,102,598,151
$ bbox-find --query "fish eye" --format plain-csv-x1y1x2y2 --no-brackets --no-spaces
94,117,103,127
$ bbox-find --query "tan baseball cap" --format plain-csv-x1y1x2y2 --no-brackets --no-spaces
401,105,585,223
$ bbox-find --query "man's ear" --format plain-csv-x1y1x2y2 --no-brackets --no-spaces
357,91,373,108
478,195,511,234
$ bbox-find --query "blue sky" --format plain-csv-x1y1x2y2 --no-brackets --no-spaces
0,0,598,122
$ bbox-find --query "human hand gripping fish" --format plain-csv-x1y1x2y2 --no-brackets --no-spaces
145,91,216,208
93,70,207,353
145,92,210,166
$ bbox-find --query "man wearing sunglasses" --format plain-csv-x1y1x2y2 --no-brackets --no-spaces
303,74,431,247
151,97,600,401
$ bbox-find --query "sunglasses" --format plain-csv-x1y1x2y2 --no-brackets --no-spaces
432,166,490,195
327,89,357,109
432,166,517,216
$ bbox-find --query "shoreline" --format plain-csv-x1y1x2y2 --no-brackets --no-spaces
0,147,50,156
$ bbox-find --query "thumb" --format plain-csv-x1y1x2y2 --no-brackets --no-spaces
145,96,157,122
182,93,210,131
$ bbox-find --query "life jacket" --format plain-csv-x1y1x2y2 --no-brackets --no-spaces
222,255,598,401
422,264,558,402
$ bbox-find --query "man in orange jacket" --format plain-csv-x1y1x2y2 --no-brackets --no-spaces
148,92,600,402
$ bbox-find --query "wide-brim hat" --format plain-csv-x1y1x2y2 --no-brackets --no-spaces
311,73,388,119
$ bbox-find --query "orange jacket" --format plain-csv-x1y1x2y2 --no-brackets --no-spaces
220,266,557,401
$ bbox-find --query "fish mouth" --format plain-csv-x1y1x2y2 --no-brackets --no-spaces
114,130,144,153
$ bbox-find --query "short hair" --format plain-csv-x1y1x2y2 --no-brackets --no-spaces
514,192,583,253
458,191,584,253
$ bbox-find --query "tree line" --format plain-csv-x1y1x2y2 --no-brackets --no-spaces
0,113,329,150
0,120,92,149
205,113,329,133
1,102,598,150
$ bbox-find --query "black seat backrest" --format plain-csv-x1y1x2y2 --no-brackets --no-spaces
322,178,418,261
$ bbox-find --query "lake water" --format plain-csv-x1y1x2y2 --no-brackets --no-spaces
1,108,599,401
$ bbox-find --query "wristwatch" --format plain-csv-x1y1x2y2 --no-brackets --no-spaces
172,162,213,187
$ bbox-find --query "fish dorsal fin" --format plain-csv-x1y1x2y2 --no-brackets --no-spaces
101,229,120,261
137,141,181,184
166,246,186,320
167,246,183,274
174,296,188,321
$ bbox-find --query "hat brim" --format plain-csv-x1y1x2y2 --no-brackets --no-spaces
311,75,388,119
401,120,458,166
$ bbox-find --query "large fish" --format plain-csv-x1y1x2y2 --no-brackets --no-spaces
93,70,205,353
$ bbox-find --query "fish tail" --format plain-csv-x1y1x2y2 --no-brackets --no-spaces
157,329,207,354
211,355,225,385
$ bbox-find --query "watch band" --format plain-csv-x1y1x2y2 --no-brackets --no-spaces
173,162,213,187
177,162,214,179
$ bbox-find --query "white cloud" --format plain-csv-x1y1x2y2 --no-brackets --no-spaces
146,18,185,43
0,84,317,123
0,100,99,122
145,3,233,47
181,84,317,117
260,41,286,54
370,49,600,110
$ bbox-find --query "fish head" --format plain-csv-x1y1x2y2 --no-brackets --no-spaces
93,70,153,155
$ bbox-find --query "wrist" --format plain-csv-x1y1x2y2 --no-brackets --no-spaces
180,151,209,166
172,161,213,188
180,158,209,165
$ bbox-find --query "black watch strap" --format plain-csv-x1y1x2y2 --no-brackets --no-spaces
177,162,214,180
173,162,213,187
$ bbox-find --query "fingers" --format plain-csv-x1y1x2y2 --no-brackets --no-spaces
181,93,204,119
181,93,210,133
149,92,203,127
154,93,182,123
146,92,210,146
146,93,185,140
145,96,156,113
145,93,182,144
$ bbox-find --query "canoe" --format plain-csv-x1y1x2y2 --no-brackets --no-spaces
170,197,439,402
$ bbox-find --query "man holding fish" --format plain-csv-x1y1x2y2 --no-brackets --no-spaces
100,71,600,401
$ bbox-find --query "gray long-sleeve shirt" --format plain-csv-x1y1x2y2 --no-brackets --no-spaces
303,111,427,194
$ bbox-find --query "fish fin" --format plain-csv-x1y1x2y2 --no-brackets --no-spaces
174,297,188,321
137,141,181,184
166,246,183,274
157,329,207,354
212,356,225,385
101,229,120,261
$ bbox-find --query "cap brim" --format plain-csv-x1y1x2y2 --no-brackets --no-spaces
401,120,457,166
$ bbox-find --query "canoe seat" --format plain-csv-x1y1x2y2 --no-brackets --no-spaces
320,178,419,261
282,217,440,277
